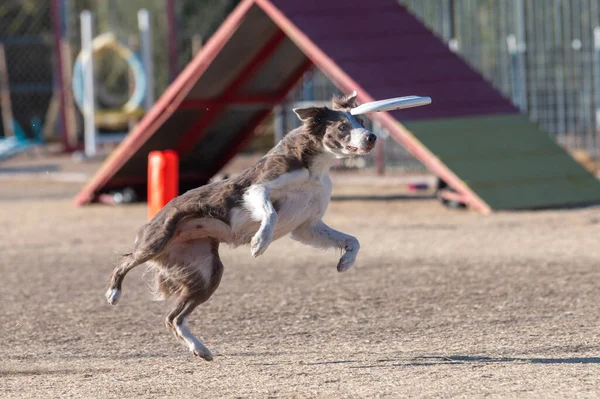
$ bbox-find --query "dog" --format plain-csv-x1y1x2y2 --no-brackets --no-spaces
105,91,377,361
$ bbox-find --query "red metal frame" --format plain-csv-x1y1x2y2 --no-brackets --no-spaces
179,95,280,109
175,29,287,155
254,0,491,214
117,57,313,190
106,57,312,191
203,57,315,181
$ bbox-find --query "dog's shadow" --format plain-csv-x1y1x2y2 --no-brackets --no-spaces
251,354,600,368
330,194,434,202
349,355,600,368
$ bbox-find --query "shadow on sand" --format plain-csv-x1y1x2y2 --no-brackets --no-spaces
330,194,434,202
0,164,60,174
349,355,600,368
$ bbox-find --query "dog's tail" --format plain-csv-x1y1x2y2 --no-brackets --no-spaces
151,270,179,301
105,207,186,305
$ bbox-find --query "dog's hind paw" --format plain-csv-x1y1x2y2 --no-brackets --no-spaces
337,253,356,273
105,288,121,305
191,345,214,361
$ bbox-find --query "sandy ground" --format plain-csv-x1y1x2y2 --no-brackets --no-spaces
2,177,600,398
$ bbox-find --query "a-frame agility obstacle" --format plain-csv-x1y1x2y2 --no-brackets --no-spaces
73,0,600,213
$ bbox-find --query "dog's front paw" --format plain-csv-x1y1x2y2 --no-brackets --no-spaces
251,228,273,257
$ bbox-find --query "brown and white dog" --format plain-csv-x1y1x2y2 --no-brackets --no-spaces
105,91,377,361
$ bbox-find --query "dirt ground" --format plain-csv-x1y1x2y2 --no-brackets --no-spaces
2,177,600,398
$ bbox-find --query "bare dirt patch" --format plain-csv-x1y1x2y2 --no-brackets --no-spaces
1,179,600,398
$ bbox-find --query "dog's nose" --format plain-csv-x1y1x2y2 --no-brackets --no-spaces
366,133,377,144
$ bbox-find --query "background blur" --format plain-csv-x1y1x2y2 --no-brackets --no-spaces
1,0,599,175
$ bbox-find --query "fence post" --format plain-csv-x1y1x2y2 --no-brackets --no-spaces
441,0,453,43
166,0,178,82
51,0,72,150
442,0,459,53
0,43,14,138
553,0,566,136
302,69,314,101
594,27,600,168
507,34,522,110
138,9,154,110
374,121,385,176
80,10,97,158
191,34,203,56
60,39,78,149
273,104,286,145
514,0,527,112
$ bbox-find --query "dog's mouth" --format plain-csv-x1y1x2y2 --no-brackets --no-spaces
346,144,374,154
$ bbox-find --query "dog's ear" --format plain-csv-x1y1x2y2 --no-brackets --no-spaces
332,90,358,110
293,106,328,123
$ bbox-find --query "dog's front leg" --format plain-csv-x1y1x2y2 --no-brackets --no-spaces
291,221,360,272
245,185,278,257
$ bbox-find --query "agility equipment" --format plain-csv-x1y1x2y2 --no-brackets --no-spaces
0,118,44,160
74,10,153,158
147,150,179,220
72,32,147,130
73,0,600,212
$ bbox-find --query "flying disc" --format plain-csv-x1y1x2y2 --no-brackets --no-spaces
350,96,431,115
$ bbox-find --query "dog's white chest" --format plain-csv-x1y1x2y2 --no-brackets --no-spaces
272,177,331,231
230,171,332,244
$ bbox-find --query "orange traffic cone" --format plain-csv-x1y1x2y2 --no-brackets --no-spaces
148,150,179,220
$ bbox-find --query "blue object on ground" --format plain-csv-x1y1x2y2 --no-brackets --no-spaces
0,117,44,160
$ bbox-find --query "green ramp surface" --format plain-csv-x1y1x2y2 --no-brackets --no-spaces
404,114,600,210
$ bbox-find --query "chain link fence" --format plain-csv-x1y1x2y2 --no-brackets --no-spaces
0,1,54,140
400,0,600,158
3,0,600,173
282,0,600,172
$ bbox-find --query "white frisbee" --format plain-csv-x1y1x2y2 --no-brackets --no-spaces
350,95,432,115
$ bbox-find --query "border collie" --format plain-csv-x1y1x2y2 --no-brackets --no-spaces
105,91,377,360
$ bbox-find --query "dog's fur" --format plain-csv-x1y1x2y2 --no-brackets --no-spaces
105,91,377,360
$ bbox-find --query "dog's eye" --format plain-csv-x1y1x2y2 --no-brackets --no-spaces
339,123,348,131
358,118,365,127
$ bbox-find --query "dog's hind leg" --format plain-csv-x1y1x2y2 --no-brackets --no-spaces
163,239,224,361
105,253,147,305
105,215,182,305
166,292,214,360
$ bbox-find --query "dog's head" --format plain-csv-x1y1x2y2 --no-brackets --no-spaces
293,91,377,158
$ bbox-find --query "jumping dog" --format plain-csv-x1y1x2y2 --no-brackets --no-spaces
105,91,377,360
